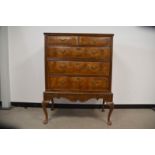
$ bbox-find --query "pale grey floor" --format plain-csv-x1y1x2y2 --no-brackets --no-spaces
0,107,155,129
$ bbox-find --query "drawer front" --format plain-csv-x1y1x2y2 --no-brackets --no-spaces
47,47,111,60
47,61,110,76
47,76,109,91
47,36,78,46
79,36,112,46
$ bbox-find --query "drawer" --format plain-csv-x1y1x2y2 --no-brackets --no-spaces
47,76,109,91
46,36,78,46
47,61,110,76
79,36,112,46
47,47,111,60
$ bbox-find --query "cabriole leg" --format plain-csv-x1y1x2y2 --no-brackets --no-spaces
102,99,105,112
51,97,54,111
42,100,49,124
106,102,114,126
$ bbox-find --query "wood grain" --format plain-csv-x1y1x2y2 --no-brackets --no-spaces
42,33,114,125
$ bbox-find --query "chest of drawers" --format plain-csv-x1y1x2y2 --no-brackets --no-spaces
42,33,114,125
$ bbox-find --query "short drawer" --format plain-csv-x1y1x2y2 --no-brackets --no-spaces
46,36,78,46
47,47,111,60
47,76,109,91
47,61,110,76
79,36,112,46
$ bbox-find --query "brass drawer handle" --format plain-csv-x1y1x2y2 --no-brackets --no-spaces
76,77,80,81
92,40,96,44
60,38,66,41
90,66,97,70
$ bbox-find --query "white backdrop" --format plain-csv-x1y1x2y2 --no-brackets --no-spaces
0,27,10,107
7,26,155,104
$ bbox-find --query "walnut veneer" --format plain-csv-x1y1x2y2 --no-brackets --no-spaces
42,33,114,125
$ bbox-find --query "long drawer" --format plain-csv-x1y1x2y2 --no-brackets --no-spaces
47,76,109,91
47,47,111,60
47,61,110,76
79,36,112,46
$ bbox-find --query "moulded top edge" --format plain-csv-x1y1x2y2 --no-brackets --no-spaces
44,33,114,37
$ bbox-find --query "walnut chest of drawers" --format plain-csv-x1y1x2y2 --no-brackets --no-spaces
42,33,114,125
